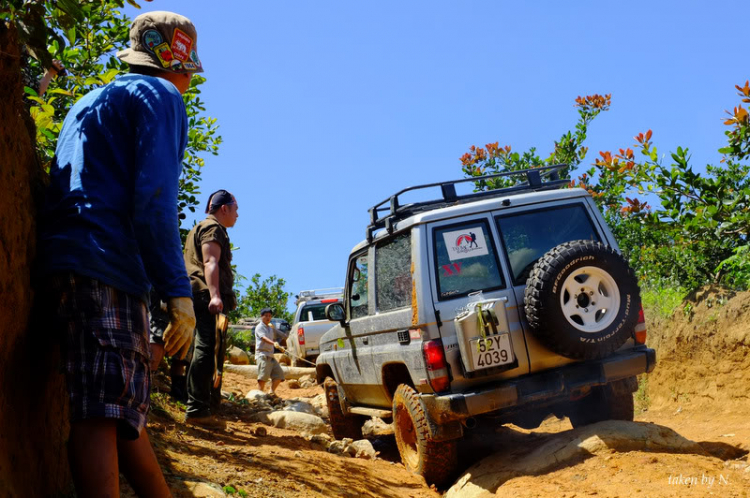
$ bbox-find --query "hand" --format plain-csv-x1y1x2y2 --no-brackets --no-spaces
208,295,223,315
273,341,285,352
149,342,165,371
163,297,196,359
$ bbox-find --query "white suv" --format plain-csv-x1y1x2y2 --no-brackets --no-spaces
316,165,655,486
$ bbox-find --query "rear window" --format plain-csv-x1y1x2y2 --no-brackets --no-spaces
298,304,328,322
496,204,601,286
433,220,505,300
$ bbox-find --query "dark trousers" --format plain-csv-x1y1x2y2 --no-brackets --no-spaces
185,296,225,417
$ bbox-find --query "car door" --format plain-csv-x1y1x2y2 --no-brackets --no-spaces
427,213,530,391
332,248,382,405
493,201,603,372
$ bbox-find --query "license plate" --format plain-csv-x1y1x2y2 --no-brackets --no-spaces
470,333,514,370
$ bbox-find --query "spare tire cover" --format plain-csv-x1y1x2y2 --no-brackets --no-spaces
524,240,640,360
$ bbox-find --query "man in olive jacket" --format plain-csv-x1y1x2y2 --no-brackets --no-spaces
184,190,239,425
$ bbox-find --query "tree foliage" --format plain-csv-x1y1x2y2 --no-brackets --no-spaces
461,84,750,292
2,0,222,239
229,274,293,323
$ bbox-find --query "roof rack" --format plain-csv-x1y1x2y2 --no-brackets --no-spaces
294,287,344,305
366,164,570,242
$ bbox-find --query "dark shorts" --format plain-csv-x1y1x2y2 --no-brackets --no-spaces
48,273,151,440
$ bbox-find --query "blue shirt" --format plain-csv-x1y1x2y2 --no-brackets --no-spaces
38,74,192,301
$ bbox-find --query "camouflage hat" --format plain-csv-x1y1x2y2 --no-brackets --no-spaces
116,11,203,73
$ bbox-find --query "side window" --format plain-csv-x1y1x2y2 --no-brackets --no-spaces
349,252,369,319
375,232,412,312
433,220,505,300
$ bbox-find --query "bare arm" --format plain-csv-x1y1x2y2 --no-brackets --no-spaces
201,241,223,314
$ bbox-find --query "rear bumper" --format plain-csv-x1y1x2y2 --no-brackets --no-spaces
421,346,656,425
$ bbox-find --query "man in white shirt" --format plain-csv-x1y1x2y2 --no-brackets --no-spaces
254,308,286,395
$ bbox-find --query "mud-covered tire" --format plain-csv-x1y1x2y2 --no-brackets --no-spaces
392,384,457,487
524,240,640,360
324,377,364,440
567,377,636,428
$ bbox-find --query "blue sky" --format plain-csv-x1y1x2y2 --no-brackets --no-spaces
126,1,749,310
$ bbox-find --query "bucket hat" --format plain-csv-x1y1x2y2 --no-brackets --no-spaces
117,11,203,73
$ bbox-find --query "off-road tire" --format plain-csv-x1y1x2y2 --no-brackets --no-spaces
392,384,458,487
324,377,364,440
567,377,636,428
524,240,640,360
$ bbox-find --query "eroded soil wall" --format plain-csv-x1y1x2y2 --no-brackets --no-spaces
0,23,70,496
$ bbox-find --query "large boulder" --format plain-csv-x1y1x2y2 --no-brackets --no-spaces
284,400,317,415
447,421,706,498
227,346,250,365
253,410,328,435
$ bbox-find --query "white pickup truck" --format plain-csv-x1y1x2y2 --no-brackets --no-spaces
287,288,343,367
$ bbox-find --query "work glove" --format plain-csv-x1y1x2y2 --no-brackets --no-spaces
163,297,196,360
273,341,285,353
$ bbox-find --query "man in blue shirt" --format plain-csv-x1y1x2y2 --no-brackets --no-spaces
37,11,204,497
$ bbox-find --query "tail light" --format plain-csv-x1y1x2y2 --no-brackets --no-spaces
634,305,647,344
422,339,450,393
297,327,306,345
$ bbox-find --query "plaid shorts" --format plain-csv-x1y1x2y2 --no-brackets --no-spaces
48,273,151,440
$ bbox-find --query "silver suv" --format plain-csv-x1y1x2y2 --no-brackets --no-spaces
316,166,655,486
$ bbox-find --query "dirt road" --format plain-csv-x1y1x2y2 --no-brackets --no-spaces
126,288,750,497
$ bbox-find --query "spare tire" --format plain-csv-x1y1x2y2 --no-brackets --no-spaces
524,240,640,360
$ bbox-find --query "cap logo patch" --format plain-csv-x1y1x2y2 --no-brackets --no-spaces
171,27,193,62
182,61,198,71
153,42,175,68
142,29,163,52
190,49,202,68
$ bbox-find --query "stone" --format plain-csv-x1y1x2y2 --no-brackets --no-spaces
227,346,250,365
253,411,328,435
300,380,316,388
299,374,314,383
183,481,225,497
447,421,707,498
362,417,394,437
245,389,269,401
349,439,378,460
287,379,301,389
253,426,267,437
284,400,316,415
328,440,346,454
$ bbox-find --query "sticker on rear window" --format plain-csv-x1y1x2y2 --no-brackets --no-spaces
442,227,490,261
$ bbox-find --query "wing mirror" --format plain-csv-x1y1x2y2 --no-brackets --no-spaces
326,303,347,326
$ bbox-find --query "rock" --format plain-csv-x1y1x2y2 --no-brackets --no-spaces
349,439,378,460
287,379,301,389
447,421,707,498
300,380,316,388
309,434,332,446
307,393,329,418
183,481,225,497
299,374,313,383
253,426,267,437
362,417,393,437
227,346,250,365
252,411,328,435
245,389,269,401
328,440,346,454
275,353,291,366
294,451,303,458
284,400,317,415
